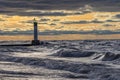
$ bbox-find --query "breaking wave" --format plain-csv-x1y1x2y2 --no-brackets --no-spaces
93,52,120,61
51,49,96,57
51,49,120,62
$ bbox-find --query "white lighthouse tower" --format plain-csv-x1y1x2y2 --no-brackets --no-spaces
32,18,40,45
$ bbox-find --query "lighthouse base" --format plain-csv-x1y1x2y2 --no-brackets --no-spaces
31,40,40,45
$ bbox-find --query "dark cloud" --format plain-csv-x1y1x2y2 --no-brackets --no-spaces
20,20,33,24
30,29,120,35
39,23,48,24
106,20,120,22
0,29,120,35
40,18,50,21
50,23,56,26
61,19,120,24
56,26,64,29
61,19,104,24
16,11,71,16
103,24,116,27
0,0,120,16
0,0,120,11
53,19,60,22
115,14,120,18
61,20,89,24
91,19,104,23
3,10,89,16
0,30,33,35
20,20,48,24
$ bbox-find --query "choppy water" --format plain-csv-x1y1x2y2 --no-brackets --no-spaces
0,40,120,80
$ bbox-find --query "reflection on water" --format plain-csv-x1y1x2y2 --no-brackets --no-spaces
0,34,120,41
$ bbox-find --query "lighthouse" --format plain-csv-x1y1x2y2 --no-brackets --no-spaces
32,18,40,45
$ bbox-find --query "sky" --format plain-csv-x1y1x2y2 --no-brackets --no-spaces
0,0,120,40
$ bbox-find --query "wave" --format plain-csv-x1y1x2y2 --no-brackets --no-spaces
51,49,96,57
51,49,120,62
93,52,120,61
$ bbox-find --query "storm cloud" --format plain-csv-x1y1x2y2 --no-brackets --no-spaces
0,0,120,16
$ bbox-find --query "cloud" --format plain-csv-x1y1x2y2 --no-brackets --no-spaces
103,24,116,27
13,9,92,16
0,0,89,10
53,19,60,22
0,0,119,11
78,5,93,12
115,14,120,18
1,9,91,16
20,20,33,24
106,20,120,22
0,29,120,35
0,1,93,16
91,19,104,23
0,18,5,21
56,26,64,29
61,19,104,24
0,0,119,16
39,23,48,24
20,20,48,25
61,19,120,24
50,23,56,26
61,20,89,24
40,18,50,21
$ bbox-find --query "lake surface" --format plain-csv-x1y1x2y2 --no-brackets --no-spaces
0,34,120,41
